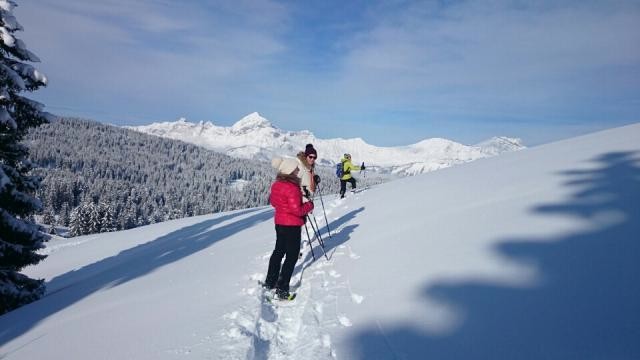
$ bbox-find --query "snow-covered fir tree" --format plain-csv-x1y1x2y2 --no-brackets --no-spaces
0,0,52,314
58,202,69,226
41,208,54,226
68,206,83,237
87,202,101,234
100,202,116,232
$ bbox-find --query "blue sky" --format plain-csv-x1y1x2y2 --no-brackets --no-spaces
15,0,640,146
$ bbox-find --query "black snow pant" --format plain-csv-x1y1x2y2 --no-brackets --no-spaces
265,224,302,292
340,178,357,198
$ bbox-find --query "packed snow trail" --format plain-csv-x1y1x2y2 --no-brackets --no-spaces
220,192,369,360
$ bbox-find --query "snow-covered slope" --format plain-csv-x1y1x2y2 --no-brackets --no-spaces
126,112,525,176
1,123,638,359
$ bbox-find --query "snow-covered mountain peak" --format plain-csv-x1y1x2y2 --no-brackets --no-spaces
231,112,273,133
410,137,461,150
475,136,525,156
127,113,526,176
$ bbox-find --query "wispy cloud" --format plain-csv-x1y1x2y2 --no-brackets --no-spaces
17,0,290,121
14,0,640,145
336,1,640,119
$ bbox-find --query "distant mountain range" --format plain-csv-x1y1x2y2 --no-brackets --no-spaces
126,112,525,176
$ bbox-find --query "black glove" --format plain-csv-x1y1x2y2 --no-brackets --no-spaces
313,174,321,184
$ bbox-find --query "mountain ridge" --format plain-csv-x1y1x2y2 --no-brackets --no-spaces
126,112,525,176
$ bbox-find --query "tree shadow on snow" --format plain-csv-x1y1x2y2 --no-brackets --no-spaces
349,151,640,359
0,207,272,348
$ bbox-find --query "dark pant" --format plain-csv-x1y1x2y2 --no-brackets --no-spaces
265,225,302,292
340,178,357,198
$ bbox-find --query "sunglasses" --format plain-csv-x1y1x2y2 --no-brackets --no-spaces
307,155,317,159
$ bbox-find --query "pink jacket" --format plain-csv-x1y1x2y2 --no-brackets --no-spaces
270,180,314,226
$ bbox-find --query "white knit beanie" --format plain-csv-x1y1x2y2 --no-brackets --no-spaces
271,157,299,175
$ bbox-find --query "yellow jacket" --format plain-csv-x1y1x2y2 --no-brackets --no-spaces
340,157,361,180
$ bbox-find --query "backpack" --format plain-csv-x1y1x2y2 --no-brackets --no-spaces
336,162,344,178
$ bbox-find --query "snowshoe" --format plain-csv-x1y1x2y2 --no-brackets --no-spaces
265,289,297,303
276,289,296,301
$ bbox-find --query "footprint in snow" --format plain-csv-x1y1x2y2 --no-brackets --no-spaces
338,315,353,327
351,293,364,304
223,326,243,339
260,302,277,323
322,334,331,348
244,287,256,295
223,311,238,320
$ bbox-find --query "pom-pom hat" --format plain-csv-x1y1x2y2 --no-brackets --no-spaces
271,157,299,174
305,143,317,157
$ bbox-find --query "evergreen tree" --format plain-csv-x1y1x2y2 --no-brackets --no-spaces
68,206,82,237
0,1,51,314
87,202,101,234
41,208,55,226
100,202,116,232
59,202,69,227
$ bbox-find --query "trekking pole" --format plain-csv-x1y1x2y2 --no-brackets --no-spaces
316,183,333,239
308,214,329,260
303,218,316,261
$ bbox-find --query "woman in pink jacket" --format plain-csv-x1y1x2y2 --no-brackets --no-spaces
264,157,314,299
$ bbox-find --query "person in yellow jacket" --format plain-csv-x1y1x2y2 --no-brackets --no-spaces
339,153,365,198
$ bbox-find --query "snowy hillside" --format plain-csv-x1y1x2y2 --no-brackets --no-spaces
126,113,525,176
1,123,638,359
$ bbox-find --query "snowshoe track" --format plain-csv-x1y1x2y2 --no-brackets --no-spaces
221,195,365,359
